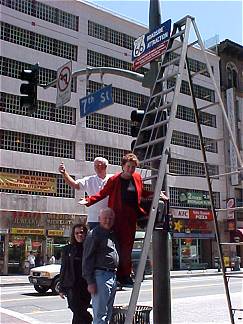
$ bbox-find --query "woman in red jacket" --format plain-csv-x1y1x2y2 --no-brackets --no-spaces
79,153,152,285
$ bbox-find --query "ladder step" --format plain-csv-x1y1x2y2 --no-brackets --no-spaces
170,29,185,40
151,86,175,99
160,57,180,68
142,174,158,182
166,43,183,54
216,207,243,212
188,40,198,48
220,242,243,246
225,274,243,278
135,136,166,149
146,102,171,115
157,71,178,83
191,68,208,78
197,102,219,111
210,168,243,179
232,308,243,312
141,119,169,132
139,155,162,165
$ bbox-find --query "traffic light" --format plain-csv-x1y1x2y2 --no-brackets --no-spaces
130,109,145,150
20,63,39,114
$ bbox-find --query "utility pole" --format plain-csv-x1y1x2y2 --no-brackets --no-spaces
149,1,172,323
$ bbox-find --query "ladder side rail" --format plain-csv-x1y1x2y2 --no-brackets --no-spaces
184,50,235,324
134,22,181,165
125,17,193,323
124,180,163,324
191,19,243,168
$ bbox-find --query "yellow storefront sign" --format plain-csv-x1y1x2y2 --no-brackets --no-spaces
223,256,230,267
0,172,57,194
48,230,64,236
11,228,45,235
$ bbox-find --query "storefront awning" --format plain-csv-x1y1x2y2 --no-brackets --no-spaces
173,233,215,239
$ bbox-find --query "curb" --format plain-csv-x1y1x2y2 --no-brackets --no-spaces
0,282,30,287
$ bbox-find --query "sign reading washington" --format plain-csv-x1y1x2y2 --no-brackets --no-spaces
132,19,171,71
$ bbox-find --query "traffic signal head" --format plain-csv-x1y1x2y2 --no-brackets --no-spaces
20,63,39,114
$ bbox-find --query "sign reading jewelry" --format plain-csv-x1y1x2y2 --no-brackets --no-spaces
0,172,57,193
132,19,171,71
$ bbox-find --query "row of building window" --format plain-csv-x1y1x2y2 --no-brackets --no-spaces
171,130,218,153
88,21,136,50
0,22,77,60
0,0,79,31
176,105,217,127
0,57,77,92
87,49,147,75
169,158,219,177
168,79,215,102
0,92,76,124
85,143,129,166
88,80,148,109
1,130,75,159
86,113,131,135
0,167,74,197
169,187,220,208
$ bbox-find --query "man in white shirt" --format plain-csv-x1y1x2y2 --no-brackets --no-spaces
27,251,35,272
59,157,112,229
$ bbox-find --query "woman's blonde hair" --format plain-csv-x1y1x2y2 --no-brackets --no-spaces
121,153,139,167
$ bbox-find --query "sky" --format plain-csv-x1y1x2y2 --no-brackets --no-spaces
85,0,243,45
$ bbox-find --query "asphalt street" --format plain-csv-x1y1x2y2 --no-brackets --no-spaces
1,276,242,324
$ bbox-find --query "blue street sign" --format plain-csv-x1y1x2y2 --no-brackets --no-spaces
80,84,113,118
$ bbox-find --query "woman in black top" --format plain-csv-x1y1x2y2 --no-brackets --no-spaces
59,223,92,324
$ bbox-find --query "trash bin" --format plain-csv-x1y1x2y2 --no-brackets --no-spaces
111,305,152,324
232,256,241,271
214,256,221,272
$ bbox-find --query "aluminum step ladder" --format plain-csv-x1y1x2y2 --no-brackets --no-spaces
124,15,243,324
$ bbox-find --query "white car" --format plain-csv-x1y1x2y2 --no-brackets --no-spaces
28,264,61,294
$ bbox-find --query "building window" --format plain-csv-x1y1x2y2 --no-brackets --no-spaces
1,130,75,159
88,21,136,50
87,49,148,74
0,167,75,197
226,62,238,89
169,158,219,177
0,0,79,31
88,80,148,109
171,130,218,153
0,56,77,92
169,187,220,208
0,92,76,124
86,113,131,135
86,144,129,166
176,105,216,127
0,22,78,60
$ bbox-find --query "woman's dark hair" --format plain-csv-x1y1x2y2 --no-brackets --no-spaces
70,223,88,245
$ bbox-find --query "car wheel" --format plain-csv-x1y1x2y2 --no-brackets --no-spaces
34,284,49,294
51,277,60,295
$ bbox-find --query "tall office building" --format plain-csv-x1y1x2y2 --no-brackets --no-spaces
0,0,226,273
217,39,243,265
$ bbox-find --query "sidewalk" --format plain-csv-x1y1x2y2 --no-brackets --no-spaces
2,268,242,287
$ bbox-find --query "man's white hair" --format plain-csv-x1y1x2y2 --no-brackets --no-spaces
100,207,115,217
94,156,108,166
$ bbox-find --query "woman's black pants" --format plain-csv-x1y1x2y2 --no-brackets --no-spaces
66,285,92,324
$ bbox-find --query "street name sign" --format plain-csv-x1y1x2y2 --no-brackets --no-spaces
80,84,113,118
132,19,171,71
56,60,72,108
